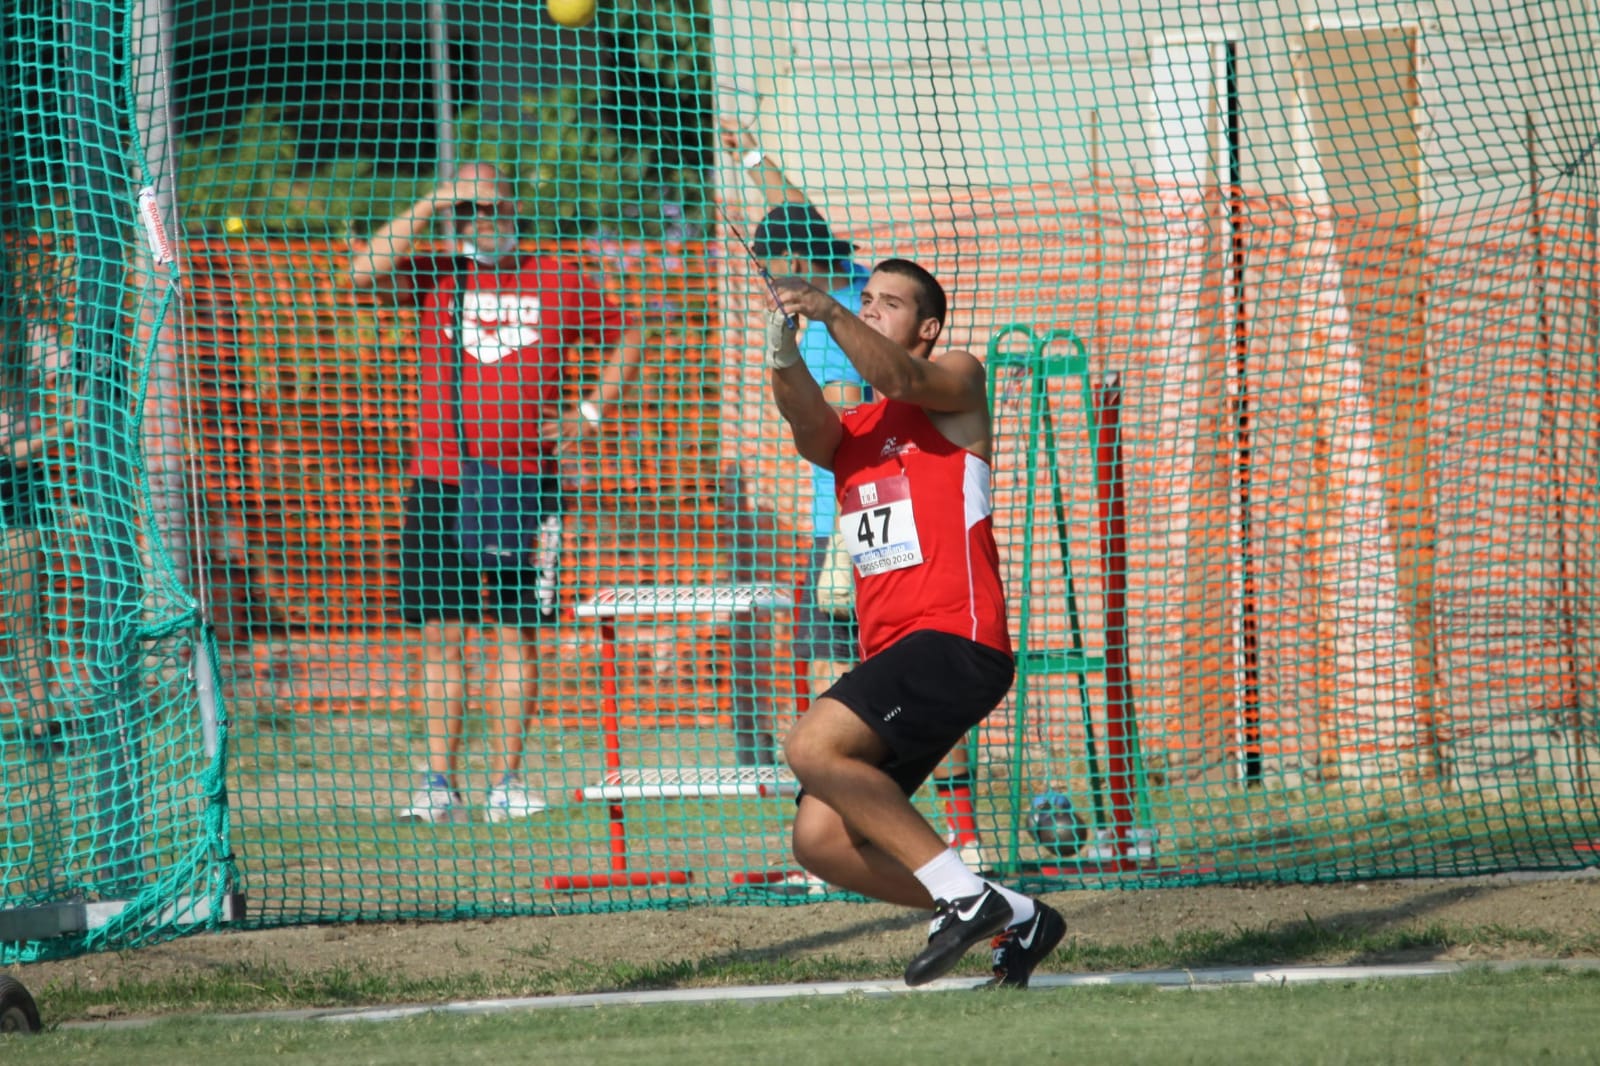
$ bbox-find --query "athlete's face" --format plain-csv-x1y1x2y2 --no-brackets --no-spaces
453,198,521,265
859,271,942,355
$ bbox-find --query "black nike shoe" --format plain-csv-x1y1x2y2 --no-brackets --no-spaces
982,902,1066,989
903,884,1015,987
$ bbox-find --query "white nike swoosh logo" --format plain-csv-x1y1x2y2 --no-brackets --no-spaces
1015,918,1041,950
956,890,995,922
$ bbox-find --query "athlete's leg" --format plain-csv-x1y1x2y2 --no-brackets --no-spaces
790,791,932,908
783,697,949,882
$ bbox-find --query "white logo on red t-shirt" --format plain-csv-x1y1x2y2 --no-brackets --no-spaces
460,291,543,364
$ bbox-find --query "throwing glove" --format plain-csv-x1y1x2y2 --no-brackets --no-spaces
765,308,801,369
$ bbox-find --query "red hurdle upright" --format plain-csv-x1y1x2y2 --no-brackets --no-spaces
544,584,796,892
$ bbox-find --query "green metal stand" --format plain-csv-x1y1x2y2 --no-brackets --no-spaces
987,325,1150,876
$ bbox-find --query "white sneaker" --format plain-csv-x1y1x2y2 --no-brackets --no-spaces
400,782,466,824
485,781,549,823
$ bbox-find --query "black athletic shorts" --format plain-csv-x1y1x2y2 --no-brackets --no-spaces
397,477,562,630
821,629,1015,796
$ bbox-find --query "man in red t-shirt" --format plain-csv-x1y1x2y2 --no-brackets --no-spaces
352,162,644,825
766,259,1063,989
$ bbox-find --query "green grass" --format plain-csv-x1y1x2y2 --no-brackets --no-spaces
25,920,1600,1022
7,969,1597,1065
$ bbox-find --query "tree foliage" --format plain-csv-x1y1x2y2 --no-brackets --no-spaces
176,0,712,240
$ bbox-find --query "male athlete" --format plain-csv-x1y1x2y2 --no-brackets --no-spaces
719,128,990,873
766,260,1065,988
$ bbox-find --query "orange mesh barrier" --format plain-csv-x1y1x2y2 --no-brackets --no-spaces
184,237,805,726
719,181,1600,782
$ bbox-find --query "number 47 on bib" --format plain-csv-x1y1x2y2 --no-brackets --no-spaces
838,474,924,577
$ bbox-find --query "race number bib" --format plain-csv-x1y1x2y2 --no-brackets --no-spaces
838,474,923,577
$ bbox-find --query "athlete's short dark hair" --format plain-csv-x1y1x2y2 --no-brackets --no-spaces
872,258,948,328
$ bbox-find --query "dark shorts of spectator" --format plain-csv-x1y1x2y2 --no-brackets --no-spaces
792,534,859,664
818,629,1015,797
398,477,563,631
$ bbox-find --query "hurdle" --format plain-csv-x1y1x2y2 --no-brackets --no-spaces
544,584,798,891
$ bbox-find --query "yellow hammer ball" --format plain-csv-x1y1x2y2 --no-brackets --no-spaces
547,0,595,28
225,216,245,234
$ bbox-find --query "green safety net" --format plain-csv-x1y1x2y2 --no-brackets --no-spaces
1,0,235,961
3,0,1599,955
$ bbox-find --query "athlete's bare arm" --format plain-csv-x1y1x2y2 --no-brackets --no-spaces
774,277,992,460
770,278,977,404
772,360,842,470
832,322,985,416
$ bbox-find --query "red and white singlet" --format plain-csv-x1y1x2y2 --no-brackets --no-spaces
411,256,626,481
831,399,1012,660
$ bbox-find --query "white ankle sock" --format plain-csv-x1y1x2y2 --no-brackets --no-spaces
913,847,987,903
992,883,1035,927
